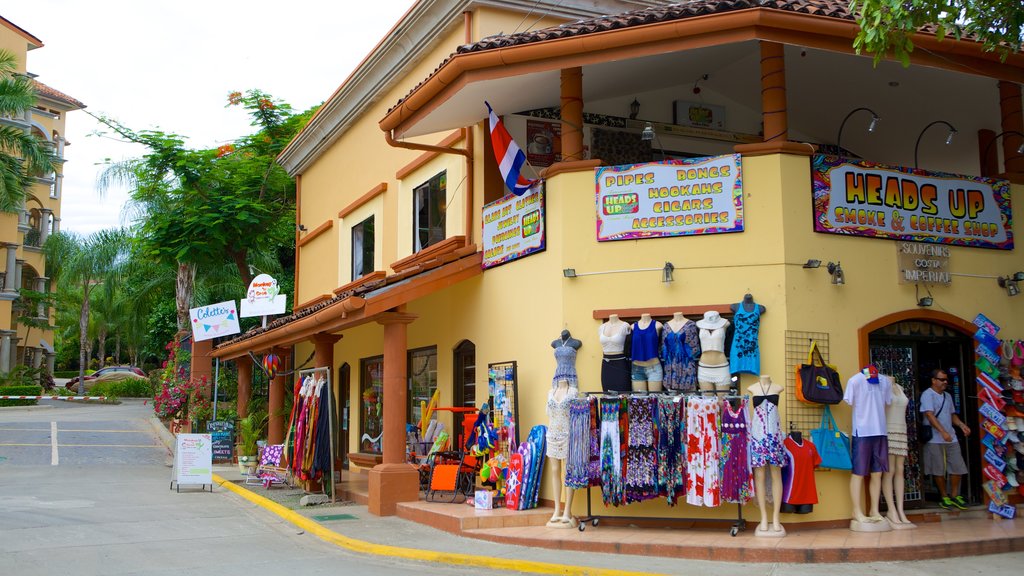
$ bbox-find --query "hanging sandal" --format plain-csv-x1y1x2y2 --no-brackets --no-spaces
1014,341,1024,368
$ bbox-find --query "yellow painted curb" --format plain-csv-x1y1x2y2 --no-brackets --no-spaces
212,474,669,576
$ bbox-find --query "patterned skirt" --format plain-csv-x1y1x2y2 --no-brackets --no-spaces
565,398,591,488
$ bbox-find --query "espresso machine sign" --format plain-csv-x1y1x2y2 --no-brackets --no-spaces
897,242,950,285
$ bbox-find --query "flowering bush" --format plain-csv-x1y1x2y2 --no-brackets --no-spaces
152,340,211,425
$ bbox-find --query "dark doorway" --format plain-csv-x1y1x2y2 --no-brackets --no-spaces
338,362,350,469
453,340,477,443
869,320,979,508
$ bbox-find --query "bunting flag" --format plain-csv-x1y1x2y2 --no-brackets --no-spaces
486,101,537,196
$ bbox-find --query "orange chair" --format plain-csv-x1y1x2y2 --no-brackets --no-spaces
425,451,476,503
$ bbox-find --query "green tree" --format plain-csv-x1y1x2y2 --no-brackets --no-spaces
0,49,58,212
850,0,1024,65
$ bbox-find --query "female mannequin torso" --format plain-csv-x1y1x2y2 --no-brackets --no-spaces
599,314,630,354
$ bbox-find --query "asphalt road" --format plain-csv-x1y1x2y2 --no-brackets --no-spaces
0,400,489,576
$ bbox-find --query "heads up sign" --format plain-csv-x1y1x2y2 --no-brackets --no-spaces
189,300,241,342
812,155,1013,250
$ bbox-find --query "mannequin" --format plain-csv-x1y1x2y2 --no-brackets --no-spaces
729,294,765,376
881,374,915,529
696,311,731,393
599,314,632,393
547,331,581,528
662,312,700,392
748,375,787,536
631,313,663,392
843,365,893,532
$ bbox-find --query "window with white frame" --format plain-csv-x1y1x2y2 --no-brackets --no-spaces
351,215,375,281
413,171,446,253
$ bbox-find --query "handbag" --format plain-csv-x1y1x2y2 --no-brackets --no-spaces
810,405,852,470
918,393,945,444
796,341,843,405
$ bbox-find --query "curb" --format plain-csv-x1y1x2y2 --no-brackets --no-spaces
212,474,668,576
0,404,53,411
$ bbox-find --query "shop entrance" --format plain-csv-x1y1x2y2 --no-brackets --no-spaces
868,319,980,508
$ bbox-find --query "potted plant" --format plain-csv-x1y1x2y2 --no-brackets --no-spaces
237,411,265,475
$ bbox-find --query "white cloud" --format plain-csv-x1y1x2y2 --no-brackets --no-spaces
4,0,415,234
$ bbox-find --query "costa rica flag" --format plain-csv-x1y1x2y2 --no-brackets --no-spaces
486,102,538,196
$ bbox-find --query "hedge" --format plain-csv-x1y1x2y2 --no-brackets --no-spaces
53,370,95,378
89,378,154,398
0,385,42,407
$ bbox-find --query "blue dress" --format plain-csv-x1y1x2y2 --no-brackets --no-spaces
729,304,761,375
661,322,700,392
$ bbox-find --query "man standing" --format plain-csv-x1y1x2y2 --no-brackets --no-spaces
920,369,971,510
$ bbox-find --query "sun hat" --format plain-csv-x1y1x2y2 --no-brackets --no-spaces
696,310,729,330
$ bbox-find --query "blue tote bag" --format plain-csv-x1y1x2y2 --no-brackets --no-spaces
810,405,852,470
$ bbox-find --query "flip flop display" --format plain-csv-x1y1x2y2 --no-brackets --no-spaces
975,316,1015,518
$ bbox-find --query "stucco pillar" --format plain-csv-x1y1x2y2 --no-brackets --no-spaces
10,335,20,370
45,352,55,376
14,259,23,292
31,348,42,383
998,81,1024,176
39,209,52,245
734,41,812,157
4,245,17,292
268,348,290,445
236,355,253,419
0,331,11,374
189,338,214,397
368,311,418,516
35,277,48,317
560,67,584,162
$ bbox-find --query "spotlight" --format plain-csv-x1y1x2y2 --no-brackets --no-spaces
802,259,822,269
662,262,675,284
1013,272,1024,282
999,276,1020,297
641,123,654,142
562,268,577,278
918,297,933,307
945,130,957,146
827,262,845,285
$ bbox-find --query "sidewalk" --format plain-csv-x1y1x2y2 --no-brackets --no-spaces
151,419,1024,573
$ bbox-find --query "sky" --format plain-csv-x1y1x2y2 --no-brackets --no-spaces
3,0,416,234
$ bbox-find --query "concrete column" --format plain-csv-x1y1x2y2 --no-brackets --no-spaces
45,352,55,376
14,259,23,292
31,348,42,383
236,355,253,419
998,81,1024,175
39,209,52,244
4,245,17,292
268,348,290,445
53,218,60,234
189,338,214,395
759,40,789,142
35,277,48,317
368,311,419,516
560,67,584,162
10,335,20,370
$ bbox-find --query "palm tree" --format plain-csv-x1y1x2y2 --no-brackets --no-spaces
0,49,57,212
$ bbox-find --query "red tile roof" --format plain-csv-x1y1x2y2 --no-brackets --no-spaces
33,79,85,110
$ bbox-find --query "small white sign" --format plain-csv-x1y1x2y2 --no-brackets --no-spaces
172,434,213,490
189,300,241,342
240,273,288,318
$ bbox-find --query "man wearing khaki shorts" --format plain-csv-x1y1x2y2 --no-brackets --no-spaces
920,369,971,510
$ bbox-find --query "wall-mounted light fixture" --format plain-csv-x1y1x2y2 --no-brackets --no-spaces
629,99,640,120
916,284,933,307
297,224,308,232
981,130,1024,172
641,122,655,142
836,107,880,154
998,275,1021,297
563,262,675,284
802,259,822,269
914,120,957,168
827,261,845,285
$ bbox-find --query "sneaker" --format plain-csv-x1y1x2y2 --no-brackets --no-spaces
952,495,968,509
940,497,954,510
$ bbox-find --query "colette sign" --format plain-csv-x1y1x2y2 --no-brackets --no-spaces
812,155,1013,250
240,273,287,318
189,300,241,342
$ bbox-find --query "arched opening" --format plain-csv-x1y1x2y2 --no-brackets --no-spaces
859,310,980,509
453,339,476,441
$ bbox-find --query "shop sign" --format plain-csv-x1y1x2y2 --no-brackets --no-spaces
240,273,287,318
896,242,950,285
525,120,560,168
481,183,545,269
673,100,726,130
189,300,241,342
595,154,743,242
172,433,212,488
812,155,1013,250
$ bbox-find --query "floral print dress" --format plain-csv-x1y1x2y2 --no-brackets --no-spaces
686,396,721,507
625,396,658,502
661,322,700,392
720,399,754,503
749,396,787,468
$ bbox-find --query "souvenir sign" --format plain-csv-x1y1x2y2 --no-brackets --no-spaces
812,155,1013,250
983,481,1008,506
984,448,1007,472
240,274,287,318
981,403,1007,427
976,329,1001,356
977,343,1001,365
482,185,546,269
595,154,743,242
989,500,1016,519
189,300,240,342
974,313,1000,336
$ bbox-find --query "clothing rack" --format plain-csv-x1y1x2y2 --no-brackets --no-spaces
296,367,336,504
577,389,747,536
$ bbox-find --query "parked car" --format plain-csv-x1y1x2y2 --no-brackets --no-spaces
65,366,146,391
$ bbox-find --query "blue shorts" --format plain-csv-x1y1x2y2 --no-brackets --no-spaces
631,361,663,383
852,435,889,476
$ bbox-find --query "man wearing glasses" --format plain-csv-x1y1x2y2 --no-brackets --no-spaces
920,369,971,509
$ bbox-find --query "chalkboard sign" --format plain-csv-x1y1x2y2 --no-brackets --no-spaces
207,420,235,463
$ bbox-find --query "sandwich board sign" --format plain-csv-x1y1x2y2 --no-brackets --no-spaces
171,433,213,492
189,300,241,342
241,274,287,318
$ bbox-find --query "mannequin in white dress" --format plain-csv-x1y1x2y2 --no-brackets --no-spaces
546,379,578,527
696,311,731,393
881,375,915,528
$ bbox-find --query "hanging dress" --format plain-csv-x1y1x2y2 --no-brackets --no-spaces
661,321,700,392
686,396,721,507
720,399,754,504
552,341,579,386
729,305,762,375
656,395,686,505
565,398,591,489
588,396,602,486
749,394,787,468
599,398,624,506
625,396,658,503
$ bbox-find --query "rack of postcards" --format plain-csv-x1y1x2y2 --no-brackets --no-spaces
569,389,748,536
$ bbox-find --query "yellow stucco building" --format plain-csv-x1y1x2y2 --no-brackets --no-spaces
0,15,84,378
213,0,1024,525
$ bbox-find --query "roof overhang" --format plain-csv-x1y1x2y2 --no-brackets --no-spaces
0,15,43,50
379,7,1024,139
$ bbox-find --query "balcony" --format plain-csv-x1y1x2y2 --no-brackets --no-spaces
0,111,30,129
